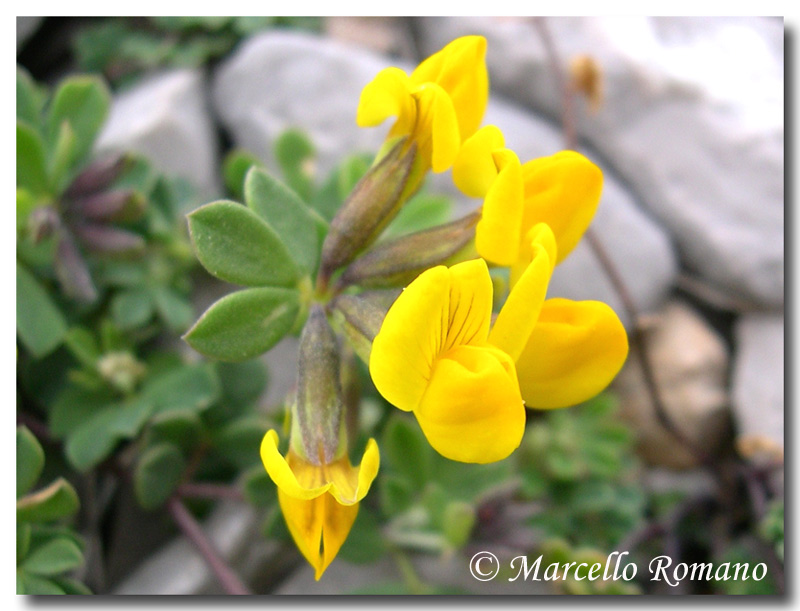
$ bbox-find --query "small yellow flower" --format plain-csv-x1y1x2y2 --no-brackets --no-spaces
260,430,380,580
453,126,603,285
357,36,488,174
369,229,628,463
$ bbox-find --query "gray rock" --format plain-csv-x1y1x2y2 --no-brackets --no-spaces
95,69,220,197
613,300,731,468
418,17,784,308
16,17,42,51
212,31,389,180
731,314,784,448
113,501,278,594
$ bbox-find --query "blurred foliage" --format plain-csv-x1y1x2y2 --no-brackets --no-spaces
17,427,89,594
518,395,645,550
73,17,322,87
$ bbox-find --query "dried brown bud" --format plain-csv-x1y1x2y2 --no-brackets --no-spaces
569,54,604,113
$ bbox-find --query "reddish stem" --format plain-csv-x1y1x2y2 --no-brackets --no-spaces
166,497,251,595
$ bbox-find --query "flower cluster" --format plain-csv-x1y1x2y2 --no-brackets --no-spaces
256,35,628,579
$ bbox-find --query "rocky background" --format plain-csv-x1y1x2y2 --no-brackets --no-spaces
17,16,784,594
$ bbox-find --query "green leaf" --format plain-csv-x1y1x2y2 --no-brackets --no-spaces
213,416,268,469
17,188,38,231
16,262,67,358
244,167,327,274
380,474,413,517
153,286,194,332
140,363,220,415
216,360,268,410
17,523,31,565
134,443,186,510
384,192,452,238
18,572,66,594
442,501,476,548
17,122,49,195
146,410,202,453
63,327,101,369
22,538,84,576
51,577,92,595
337,506,386,564
242,466,276,507
17,427,45,499
17,478,80,523
185,287,300,361
49,386,111,438
17,67,46,126
274,128,315,201
188,200,300,287
45,76,111,166
111,288,155,330
222,149,264,199
382,416,431,488
64,399,153,471
48,121,77,192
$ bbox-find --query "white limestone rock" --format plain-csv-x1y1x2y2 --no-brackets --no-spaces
212,31,389,180
96,69,220,197
731,314,784,449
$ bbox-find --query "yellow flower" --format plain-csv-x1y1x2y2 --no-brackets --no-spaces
357,36,488,174
369,229,628,463
453,126,603,285
260,430,380,580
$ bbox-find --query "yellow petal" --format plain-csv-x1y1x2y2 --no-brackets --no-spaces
411,35,488,140
415,344,525,463
370,260,492,412
260,430,330,500
452,125,505,198
516,298,628,409
475,152,523,266
278,489,358,581
414,83,460,173
327,438,380,505
370,266,451,411
489,224,556,361
521,151,603,264
356,67,414,129
444,259,493,350
508,222,558,289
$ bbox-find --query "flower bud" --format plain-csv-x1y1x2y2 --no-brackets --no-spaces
330,292,395,363
65,153,132,197
54,229,97,302
70,189,146,223
97,351,147,394
319,139,416,279
28,206,61,244
294,304,345,465
72,223,145,255
339,212,480,288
